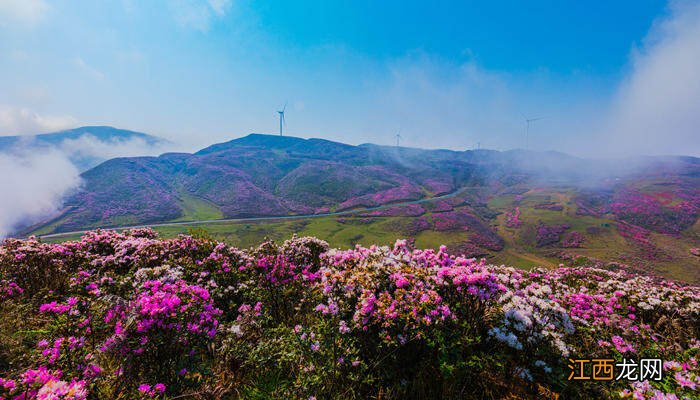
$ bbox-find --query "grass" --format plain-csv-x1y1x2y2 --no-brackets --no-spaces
38,187,700,284
28,214,72,236
172,191,224,222
488,188,700,283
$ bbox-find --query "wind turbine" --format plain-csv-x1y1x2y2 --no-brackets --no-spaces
277,102,287,136
523,115,546,150
395,129,402,147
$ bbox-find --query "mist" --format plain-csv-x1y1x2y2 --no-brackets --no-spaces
0,149,79,238
54,133,178,170
0,134,174,237
0,105,77,135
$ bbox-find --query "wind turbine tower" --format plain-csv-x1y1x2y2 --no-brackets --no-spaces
277,102,287,136
524,116,545,150
395,132,402,147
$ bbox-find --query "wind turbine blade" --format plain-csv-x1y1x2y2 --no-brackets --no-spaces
282,101,287,113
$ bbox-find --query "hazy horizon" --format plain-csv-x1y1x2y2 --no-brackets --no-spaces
5,125,700,161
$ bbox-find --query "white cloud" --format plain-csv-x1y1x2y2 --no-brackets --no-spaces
0,0,48,27
0,105,78,135
169,0,232,31
207,0,231,16
604,0,700,156
57,133,173,161
0,149,81,237
74,57,105,80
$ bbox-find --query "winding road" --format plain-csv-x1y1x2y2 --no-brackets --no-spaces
37,186,482,240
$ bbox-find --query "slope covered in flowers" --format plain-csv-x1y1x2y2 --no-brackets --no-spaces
0,229,698,399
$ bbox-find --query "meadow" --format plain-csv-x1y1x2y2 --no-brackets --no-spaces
39,184,700,285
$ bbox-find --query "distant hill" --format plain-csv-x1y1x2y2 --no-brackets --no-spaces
0,126,170,171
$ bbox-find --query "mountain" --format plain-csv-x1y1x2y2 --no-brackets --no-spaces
28,133,700,282
0,126,170,171
0,126,164,148
29,134,514,231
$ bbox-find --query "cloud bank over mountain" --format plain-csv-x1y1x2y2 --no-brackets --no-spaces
0,105,77,135
0,127,173,237
0,148,79,237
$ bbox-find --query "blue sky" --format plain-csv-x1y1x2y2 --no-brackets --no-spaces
1,0,699,155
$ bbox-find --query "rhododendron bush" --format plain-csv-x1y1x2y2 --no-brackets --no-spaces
0,230,698,399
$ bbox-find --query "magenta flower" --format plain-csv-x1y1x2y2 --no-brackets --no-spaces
138,384,151,393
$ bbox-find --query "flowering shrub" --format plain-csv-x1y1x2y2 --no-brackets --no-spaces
426,199,454,212
617,222,666,261
505,207,522,228
422,179,453,195
408,217,431,234
535,223,570,247
99,279,222,386
0,280,23,302
534,202,564,211
337,177,424,211
0,231,697,399
430,209,505,251
612,190,699,234
561,231,585,248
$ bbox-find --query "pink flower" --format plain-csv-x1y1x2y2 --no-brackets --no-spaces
611,335,636,353
36,379,87,400
675,372,697,389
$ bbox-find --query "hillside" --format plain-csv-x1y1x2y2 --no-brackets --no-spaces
29,133,700,282
31,133,489,231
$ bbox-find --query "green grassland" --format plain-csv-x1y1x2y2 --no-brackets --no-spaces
489,187,700,283
40,187,700,283
41,215,465,251
173,190,224,221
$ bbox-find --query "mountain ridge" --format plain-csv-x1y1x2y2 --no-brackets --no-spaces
25,131,700,283
31,132,699,229
0,125,168,148
0,126,171,172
